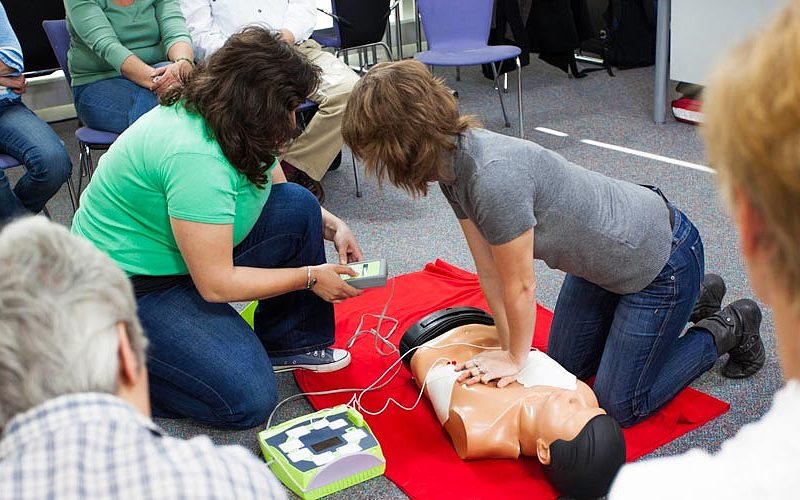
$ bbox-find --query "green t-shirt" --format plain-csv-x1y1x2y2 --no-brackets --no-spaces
66,0,192,87
72,103,274,276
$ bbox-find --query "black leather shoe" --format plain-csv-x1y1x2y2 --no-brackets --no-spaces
689,273,726,324
694,299,765,378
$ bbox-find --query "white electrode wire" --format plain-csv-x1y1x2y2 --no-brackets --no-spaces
347,357,457,416
265,342,500,429
346,279,398,356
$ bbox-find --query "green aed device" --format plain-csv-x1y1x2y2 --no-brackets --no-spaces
340,259,388,289
258,405,386,499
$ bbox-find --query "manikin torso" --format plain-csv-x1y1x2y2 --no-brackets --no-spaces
409,324,604,460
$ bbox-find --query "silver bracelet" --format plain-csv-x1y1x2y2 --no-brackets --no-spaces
305,266,317,289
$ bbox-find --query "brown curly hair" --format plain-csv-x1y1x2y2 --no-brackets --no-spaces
160,26,320,188
342,60,479,196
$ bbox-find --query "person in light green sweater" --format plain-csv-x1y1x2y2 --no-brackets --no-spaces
66,0,195,133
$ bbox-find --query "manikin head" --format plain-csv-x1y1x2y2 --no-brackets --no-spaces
0,217,150,429
703,0,800,379
405,316,625,499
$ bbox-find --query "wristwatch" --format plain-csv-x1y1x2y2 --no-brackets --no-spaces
305,266,317,290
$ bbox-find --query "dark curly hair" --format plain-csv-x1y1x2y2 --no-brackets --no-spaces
160,26,321,188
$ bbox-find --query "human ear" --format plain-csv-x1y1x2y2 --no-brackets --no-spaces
732,189,766,260
536,437,551,465
117,322,140,387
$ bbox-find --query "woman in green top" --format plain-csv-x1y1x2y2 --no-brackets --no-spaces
72,28,364,429
66,0,195,133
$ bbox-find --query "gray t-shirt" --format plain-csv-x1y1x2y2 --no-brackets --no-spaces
439,128,673,294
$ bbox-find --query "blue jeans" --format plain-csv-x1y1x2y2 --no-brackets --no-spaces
137,183,334,429
0,99,72,219
73,76,159,134
547,206,718,427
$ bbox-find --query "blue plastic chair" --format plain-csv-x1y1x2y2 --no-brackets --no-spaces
42,20,119,196
414,0,523,137
0,153,78,214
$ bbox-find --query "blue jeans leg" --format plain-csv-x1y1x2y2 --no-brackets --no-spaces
234,182,334,355
549,208,718,427
137,183,332,428
0,100,72,218
138,281,278,430
548,274,622,379
72,76,158,134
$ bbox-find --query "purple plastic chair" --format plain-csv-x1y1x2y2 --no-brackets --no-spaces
42,19,119,197
415,0,523,137
0,153,78,214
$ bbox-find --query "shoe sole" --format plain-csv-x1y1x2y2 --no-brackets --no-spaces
273,352,352,373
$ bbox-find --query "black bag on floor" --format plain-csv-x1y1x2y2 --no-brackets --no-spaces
604,0,657,68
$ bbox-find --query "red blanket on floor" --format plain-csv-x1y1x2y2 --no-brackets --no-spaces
295,260,729,499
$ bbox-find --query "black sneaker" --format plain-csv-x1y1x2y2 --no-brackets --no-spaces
690,273,726,324
270,348,351,373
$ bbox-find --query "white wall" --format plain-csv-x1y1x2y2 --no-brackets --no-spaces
670,0,788,85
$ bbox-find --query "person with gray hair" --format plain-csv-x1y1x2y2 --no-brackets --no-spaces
0,217,286,499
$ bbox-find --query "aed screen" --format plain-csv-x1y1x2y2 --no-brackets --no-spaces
349,261,380,277
310,436,344,453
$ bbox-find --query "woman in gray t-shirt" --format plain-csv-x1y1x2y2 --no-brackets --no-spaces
342,60,766,428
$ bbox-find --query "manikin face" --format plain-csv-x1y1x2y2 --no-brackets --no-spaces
535,387,605,447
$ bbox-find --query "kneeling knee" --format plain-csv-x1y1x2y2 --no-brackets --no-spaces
222,390,278,430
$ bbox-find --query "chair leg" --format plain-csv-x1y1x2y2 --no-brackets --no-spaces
395,5,404,59
491,63,511,128
516,57,524,139
456,66,461,81
66,175,80,212
77,143,88,194
85,145,95,178
379,42,395,62
352,154,362,198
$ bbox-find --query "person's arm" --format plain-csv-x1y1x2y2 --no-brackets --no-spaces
459,218,512,350
178,0,229,60
450,157,538,387
150,40,194,95
282,0,317,43
150,0,194,94
65,0,155,88
170,218,361,303
0,3,24,75
321,207,364,264
456,225,536,387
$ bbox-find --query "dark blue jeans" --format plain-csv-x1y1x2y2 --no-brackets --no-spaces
137,183,334,429
547,206,718,427
0,99,72,219
73,76,159,134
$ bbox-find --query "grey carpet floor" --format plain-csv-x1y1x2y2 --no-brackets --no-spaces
31,58,781,499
